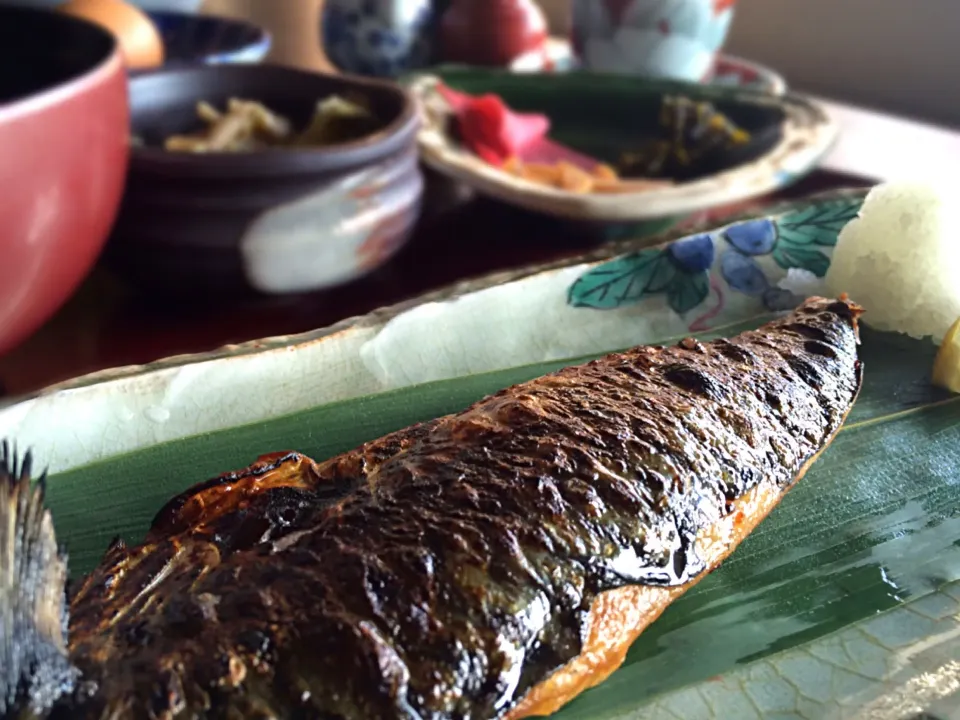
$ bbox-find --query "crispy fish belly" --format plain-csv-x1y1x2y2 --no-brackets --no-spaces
61,297,863,720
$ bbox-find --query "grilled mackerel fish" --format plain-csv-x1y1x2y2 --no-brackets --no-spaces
1,297,863,720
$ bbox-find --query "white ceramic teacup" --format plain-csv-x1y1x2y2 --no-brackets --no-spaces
571,0,737,83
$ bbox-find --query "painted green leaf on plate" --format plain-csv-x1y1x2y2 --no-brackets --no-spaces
776,199,864,247
772,246,832,277
567,249,677,309
666,271,710,314
43,322,959,718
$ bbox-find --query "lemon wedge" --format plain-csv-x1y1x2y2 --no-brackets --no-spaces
932,316,960,393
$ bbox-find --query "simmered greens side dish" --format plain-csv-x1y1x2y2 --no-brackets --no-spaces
161,94,382,153
618,95,752,179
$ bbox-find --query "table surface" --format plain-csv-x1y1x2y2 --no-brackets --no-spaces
1,98,957,399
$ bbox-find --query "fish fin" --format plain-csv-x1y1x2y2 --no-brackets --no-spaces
0,440,76,718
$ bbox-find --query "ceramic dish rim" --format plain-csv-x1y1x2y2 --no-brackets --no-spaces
710,52,788,96
535,38,789,97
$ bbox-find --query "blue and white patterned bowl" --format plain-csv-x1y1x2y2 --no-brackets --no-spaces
322,0,434,78
146,10,271,66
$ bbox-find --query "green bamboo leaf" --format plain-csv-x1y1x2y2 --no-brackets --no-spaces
43,325,959,718
772,246,832,277
639,579,960,717
776,198,864,247
567,250,677,309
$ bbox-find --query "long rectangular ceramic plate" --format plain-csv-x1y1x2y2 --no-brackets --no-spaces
2,188,959,719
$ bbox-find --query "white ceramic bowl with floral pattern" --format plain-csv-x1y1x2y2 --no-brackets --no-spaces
572,0,737,83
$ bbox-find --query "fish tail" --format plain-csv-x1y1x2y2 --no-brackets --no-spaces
0,441,75,719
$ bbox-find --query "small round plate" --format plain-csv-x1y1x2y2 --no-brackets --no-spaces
408,68,836,223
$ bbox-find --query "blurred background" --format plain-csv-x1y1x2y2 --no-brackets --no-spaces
540,0,960,127
202,0,959,127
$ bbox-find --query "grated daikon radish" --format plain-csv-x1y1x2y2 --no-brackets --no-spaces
825,182,960,342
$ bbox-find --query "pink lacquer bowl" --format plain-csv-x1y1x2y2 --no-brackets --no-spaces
0,6,129,357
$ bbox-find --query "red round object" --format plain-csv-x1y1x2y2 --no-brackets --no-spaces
440,0,548,67
0,7,129,357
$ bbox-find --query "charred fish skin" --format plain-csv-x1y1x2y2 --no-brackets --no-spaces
3,298,862,720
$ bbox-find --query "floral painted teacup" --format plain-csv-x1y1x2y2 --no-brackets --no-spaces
571,0,737,83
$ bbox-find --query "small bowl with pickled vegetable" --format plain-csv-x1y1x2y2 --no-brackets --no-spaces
407,67,839,225
108,63,422,296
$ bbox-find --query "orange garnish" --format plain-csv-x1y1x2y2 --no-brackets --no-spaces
499,157,671,194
